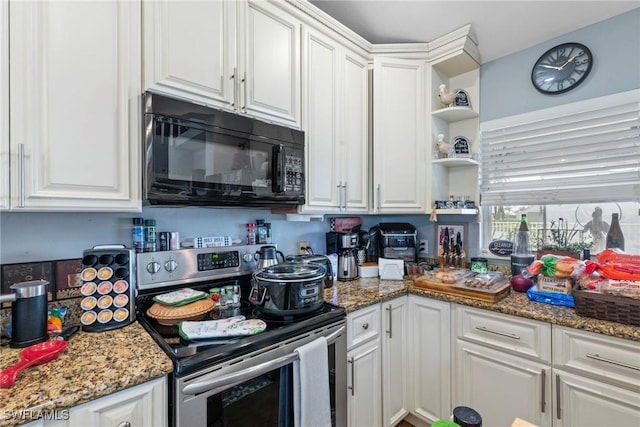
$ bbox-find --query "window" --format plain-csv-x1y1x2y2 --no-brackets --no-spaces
483,202,640,255
480,89,640,255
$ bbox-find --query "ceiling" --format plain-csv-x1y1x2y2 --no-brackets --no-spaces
308,1,640,63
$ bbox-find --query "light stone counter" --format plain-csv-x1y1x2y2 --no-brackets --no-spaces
0,322,173,427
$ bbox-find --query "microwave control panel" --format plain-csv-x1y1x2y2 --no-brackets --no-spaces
285,154,303,192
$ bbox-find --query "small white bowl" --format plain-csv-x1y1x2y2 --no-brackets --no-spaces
358,263,379,278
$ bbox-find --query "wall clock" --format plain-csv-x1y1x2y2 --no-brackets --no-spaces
531,42,593,94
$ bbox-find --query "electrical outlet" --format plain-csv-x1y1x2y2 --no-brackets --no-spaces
418,239,429,256
297,241,310,255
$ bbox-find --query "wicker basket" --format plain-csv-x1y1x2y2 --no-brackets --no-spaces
572,286,640,326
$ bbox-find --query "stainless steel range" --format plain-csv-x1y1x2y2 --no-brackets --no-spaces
135,245,347,427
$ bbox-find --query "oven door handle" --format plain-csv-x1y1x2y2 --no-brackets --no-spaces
182,326,345,396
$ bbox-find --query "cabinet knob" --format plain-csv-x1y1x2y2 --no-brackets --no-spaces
362,323,369,330
117,422,131,427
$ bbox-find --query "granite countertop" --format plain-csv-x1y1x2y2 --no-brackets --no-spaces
325,277,640,342
0,322,173,427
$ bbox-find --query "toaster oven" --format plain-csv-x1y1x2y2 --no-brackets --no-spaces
379,223,418,263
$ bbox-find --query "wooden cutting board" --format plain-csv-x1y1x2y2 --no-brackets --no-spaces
413,276,511,302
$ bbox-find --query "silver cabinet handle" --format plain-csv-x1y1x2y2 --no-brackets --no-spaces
336,181,342,210
586,353,640,371
18,143,25,207
541,369,546,413
342,182,347,209
230,67,237,110
347,356,355,396
241,71,247,113
362,322,369,330
376,184,381,211
475,326,520,340
556,374,561,420
117,422,131,427
386,304,392,339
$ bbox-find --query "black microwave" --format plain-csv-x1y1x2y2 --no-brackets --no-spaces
143,92,305,207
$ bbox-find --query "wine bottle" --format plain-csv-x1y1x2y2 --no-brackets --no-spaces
513,214,532,255
511,214,534,276
606,213,625,250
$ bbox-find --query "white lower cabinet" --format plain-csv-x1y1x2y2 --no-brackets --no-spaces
454,339,552,427
553,369,640,427
408,295,451,423
552,325,640,427
381,296,409,426
21,376,168,427
347,304,382,427
452,304,552,427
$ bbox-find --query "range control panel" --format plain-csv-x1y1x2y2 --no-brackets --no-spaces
136,244,273,292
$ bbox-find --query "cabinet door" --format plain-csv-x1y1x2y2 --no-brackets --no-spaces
553,369,640,427
9,1,140,211
381,297,409,427
0,0,8,210
239,1,300,128
340,47,369,212
372,57,426,213
347,339,382,427
409,295,451,423
69,376,167,427
142,0,236,109
301,27,341,211
454,339,552,427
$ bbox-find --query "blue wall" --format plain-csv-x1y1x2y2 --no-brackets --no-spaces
480,8,640,122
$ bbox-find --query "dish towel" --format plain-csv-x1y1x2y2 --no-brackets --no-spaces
293,336,331,427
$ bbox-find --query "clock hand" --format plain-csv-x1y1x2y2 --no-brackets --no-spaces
539,64,562,71
558,55,578,70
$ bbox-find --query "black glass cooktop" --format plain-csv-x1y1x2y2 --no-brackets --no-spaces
136,277,345,377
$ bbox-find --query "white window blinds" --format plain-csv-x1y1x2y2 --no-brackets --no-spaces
480,89,640,206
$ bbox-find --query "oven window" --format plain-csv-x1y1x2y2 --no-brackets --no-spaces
204,343,338,427
152,118,275,195
207,366,293,427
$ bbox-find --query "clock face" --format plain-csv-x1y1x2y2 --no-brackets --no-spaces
531,43,593,94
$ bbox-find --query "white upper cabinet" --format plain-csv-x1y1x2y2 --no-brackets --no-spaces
1,0,8,210
142,0,236,108
372,56,427,213
8,0,141,211
143,0,301,128
301,26,368,213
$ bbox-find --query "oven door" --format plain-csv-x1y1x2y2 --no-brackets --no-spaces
144,113,304,207
175,321,346,427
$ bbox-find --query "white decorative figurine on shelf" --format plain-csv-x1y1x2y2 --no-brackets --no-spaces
438,84,456,108
436,133,452,156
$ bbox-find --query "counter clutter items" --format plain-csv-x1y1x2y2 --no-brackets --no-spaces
0,322,172,427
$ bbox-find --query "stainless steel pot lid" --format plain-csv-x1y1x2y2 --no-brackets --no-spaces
254,262,325,282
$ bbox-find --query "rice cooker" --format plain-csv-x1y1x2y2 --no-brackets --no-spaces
249,263,325,316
